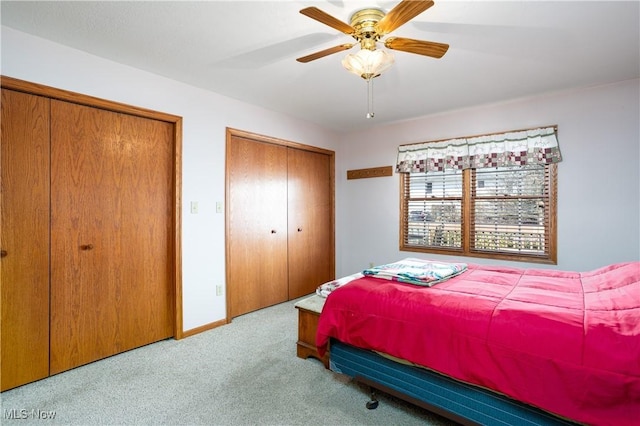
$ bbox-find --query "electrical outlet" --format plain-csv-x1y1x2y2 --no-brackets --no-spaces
216,285,223,296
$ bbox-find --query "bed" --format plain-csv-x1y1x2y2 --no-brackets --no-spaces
315,259,640,425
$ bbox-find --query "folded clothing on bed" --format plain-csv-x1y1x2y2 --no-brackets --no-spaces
316,272,364,298
362,258,468,286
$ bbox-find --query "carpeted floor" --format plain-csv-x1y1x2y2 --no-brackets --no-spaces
1,297,457,425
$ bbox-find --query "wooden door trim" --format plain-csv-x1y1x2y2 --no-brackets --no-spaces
1,76,184,340
225,127,336,321
226,127,335,156
0,76,181,122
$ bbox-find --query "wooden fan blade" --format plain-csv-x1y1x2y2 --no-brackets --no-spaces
385,37,449,58
376,0,435,35
300,7,354,35
296,43,355,63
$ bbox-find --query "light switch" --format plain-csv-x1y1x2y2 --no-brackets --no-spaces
190,201,199,214
216,201,223,213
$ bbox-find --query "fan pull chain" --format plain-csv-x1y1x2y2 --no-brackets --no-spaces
366,78,374,119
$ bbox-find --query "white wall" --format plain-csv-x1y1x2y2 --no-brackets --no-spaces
1,27,340,332
335,78,640,275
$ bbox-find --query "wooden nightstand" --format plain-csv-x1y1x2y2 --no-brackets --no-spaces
295,295,329,368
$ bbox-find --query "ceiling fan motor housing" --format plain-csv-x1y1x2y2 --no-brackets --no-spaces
349,8,385,50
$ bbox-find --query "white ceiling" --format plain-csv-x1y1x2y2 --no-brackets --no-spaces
2,1,639,132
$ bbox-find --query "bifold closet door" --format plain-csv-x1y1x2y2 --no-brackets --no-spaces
287,148,333,299
49,100,174,374
227,136,288,318
0,89,51,391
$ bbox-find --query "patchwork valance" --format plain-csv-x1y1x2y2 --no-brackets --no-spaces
396,126,561,173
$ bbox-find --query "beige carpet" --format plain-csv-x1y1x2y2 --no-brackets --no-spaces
1,297,456,425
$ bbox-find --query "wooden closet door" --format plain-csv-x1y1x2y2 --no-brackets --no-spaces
49,100,174,374
0,89,51,391
227,136,288,318
287,148,334,299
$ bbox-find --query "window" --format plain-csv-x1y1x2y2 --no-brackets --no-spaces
397,126,560,264
405,168,463,250
400,164,557,263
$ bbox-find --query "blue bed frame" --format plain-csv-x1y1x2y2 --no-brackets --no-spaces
329,339,578,426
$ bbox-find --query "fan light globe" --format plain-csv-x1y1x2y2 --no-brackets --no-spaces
342,49,394,80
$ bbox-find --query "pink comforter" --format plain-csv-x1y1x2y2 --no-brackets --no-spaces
316,262,640,425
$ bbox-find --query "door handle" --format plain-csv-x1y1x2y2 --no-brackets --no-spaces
270,230,276,234
0,249,7,258
297,227,302,232
80,244,94,250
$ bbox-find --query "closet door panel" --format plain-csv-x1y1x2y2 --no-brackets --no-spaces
287,148,334,299
227,136,288,318
50,100,174,374
0,89,50,391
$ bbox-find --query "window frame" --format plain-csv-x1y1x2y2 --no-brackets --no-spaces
399,164,557,264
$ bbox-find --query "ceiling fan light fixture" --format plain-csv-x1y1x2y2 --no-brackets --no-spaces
341,48,395,80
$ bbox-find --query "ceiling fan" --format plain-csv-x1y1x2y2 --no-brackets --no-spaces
296,0,449,66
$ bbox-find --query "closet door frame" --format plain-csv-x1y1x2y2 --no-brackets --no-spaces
0,76,185,339
224,127,336,320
